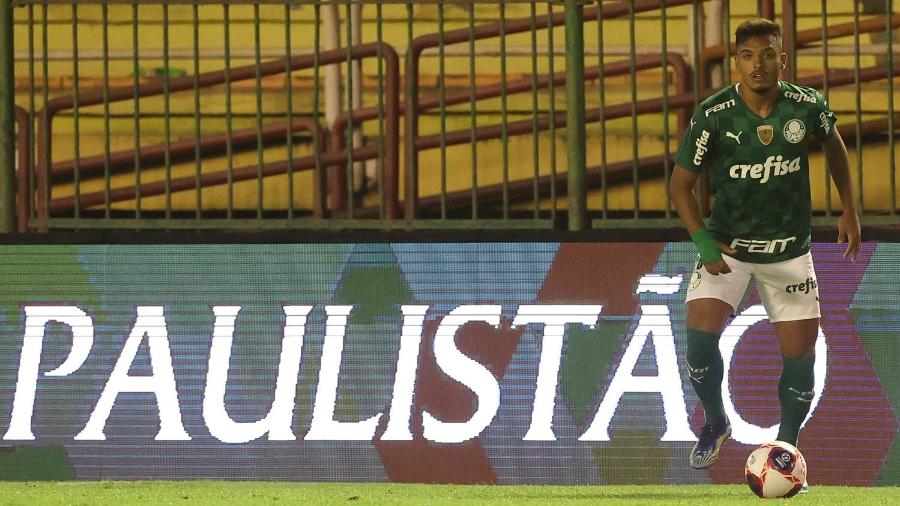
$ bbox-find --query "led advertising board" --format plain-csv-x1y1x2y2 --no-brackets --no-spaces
0,243,896,484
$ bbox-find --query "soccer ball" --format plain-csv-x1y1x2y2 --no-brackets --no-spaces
744,441,807,498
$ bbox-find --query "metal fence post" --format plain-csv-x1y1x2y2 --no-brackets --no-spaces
0,0,15,233
564,0,587,231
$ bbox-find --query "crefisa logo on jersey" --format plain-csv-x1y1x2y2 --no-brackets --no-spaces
783,119,806,143
693,129,710,166
819,112,832,136
728,155,801,184
783,89,817,105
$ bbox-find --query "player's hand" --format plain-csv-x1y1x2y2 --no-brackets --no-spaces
703,242,737,275
837,209,861,261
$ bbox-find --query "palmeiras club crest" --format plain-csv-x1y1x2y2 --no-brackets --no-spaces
783,119,806,143
757,124,774,145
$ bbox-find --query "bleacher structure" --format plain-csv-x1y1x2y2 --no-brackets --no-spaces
0,0,897,232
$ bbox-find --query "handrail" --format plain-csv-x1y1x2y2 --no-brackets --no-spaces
403,66,900,216
411,155,672,217
48,119,322,184
404,0,697,219
14,106,29,233
335,51,691,217
351,91,697,220
796,64,900,90
410,57,693,153
401,6,900,219
325,46,401,219
37,42,400,222
27,1,898,227
405,115,899,218
699,12,900,89
47,118,325,214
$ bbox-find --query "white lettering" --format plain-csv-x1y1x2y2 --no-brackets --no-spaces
635,275,684,295
729,156,801,183
511,305,603,441
749,163,764,180
783,89,817,104
203,305,310,444
75,306,189,441
579,305,694,442
819,111,831,135
704,98,736,117
719,305,827,444
3,293,833,446
729,237,797,255
306,305,383,440
422,305,501,443
693,130,710,166
381,305,429,441
4,306,95,441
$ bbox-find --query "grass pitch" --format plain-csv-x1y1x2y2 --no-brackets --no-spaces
1,482,899,505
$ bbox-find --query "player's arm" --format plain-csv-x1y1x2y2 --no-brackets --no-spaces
669,164,736,275
820,130,861,260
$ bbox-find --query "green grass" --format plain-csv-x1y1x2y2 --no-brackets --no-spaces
1,482,899,505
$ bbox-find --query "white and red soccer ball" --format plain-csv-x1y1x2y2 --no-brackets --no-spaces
745,441,807,498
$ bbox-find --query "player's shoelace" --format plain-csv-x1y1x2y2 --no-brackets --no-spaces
689,421,732,469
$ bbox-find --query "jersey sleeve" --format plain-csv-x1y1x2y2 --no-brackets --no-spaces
809,89,837,140
674,107,716,172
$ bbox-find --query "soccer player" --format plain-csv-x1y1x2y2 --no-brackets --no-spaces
668,17,861,480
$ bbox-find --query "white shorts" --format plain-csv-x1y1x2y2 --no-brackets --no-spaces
685,251,820,323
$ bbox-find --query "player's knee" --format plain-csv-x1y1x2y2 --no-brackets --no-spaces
686,299,733,333
775,318,819,358
779,336,816,359
780,345,815,360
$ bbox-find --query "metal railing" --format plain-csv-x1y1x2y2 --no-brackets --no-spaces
402,0,695,228
1,0,898,232
34,41,398,227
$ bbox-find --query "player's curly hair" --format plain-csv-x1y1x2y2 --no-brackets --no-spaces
735,18,782,48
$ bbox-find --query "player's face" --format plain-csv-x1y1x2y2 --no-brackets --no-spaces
734,34,785,94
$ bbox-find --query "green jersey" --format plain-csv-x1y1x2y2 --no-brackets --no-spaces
674,81,837,263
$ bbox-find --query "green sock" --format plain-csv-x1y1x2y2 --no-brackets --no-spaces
685,328,727,427
776,354,815,446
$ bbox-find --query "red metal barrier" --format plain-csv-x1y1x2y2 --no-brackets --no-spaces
14,106,29,233
37,42,400,222
407,60,900,215
325,45,401,219
699,12,900,89
47,118,325,215
403,0,697,219
49,119,321,184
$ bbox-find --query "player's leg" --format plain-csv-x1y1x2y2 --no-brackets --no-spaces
685,298,734,469
684,256,750,469
755,252,820,493
773,317,818,446
755,252,820,448
773,317,817,494
685,298,733,428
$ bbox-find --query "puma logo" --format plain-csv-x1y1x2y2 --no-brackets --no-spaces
726,131,743,144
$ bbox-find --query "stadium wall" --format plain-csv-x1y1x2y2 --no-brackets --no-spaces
0,240,897,485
